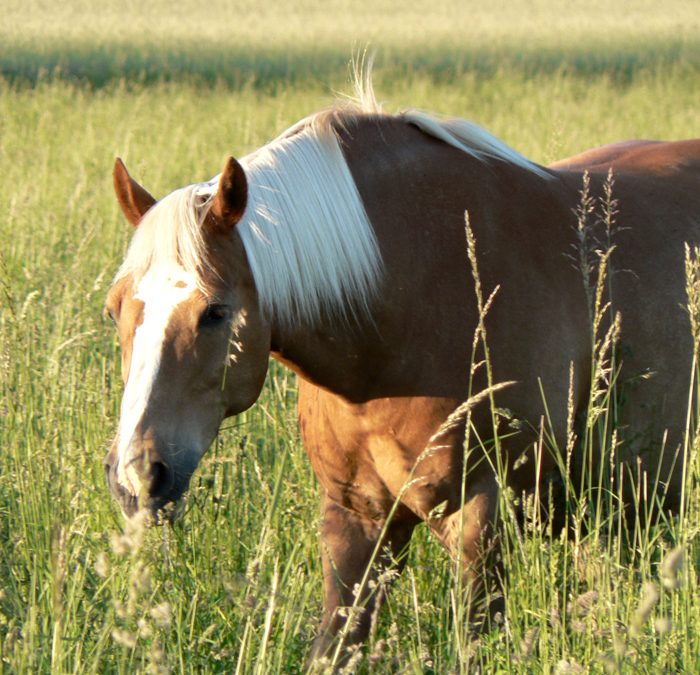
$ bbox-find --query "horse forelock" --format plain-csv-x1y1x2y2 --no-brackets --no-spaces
115,183,219,293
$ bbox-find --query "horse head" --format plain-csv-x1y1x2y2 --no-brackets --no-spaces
104,158,270,519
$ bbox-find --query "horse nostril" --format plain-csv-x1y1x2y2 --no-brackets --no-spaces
148,460,174,500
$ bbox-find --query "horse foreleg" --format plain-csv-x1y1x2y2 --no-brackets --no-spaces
429,476,502,622
309,495,415,664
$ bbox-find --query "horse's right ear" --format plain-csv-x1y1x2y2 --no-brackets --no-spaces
113,158,156,227
209,156,248,230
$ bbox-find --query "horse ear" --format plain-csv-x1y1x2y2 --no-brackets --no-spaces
210,156,248,230
113,158,156,227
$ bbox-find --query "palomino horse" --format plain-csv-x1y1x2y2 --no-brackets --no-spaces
104,80,700,656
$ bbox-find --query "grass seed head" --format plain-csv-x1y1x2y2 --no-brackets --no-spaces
112,628,137,649
519,626,539,659
631,582,660,636
110,533,131,557
95,551,110,578
150,602,172,628
137,617,153,638
654,616,671,635
659,546,684,590
569,590,598,619
556,657,585,674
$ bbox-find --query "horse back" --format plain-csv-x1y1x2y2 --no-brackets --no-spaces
550,138,700,175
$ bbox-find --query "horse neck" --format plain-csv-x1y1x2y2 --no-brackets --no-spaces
269,115,572,402
268,308,379,402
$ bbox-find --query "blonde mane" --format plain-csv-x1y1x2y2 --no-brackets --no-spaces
116,116,382,328
116,70,546,327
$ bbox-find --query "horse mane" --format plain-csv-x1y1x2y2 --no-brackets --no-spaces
397,111,549,178
116,70,546,328
115,115,382,329
340,62,548,177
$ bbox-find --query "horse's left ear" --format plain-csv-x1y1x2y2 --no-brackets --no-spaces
210,156,248,230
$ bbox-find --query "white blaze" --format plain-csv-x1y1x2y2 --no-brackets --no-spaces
115,264,197,496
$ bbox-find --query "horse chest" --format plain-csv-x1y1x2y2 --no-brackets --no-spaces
298,381,464,522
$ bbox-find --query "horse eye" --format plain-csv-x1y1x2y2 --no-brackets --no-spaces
199,303,229,328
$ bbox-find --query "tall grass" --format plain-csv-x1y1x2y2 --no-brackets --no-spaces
1,33,699,673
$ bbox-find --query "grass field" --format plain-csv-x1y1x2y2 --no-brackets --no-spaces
1,1,700,672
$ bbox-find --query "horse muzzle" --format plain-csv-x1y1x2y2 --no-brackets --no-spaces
104,441,187,521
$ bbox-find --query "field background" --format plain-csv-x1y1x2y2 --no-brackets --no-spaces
1,1,699,672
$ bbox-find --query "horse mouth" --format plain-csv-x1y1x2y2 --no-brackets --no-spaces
120,492,183,524
105,461,184,523
112,480,142,519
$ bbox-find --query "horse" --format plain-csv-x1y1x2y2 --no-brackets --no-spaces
104,77,700,658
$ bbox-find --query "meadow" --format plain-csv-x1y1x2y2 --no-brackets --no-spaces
1,1,700,672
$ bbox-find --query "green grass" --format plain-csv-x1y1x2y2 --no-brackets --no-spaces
1,2,700,672
2,0,700,87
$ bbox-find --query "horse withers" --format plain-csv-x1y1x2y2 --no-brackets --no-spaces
104,82,700,657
